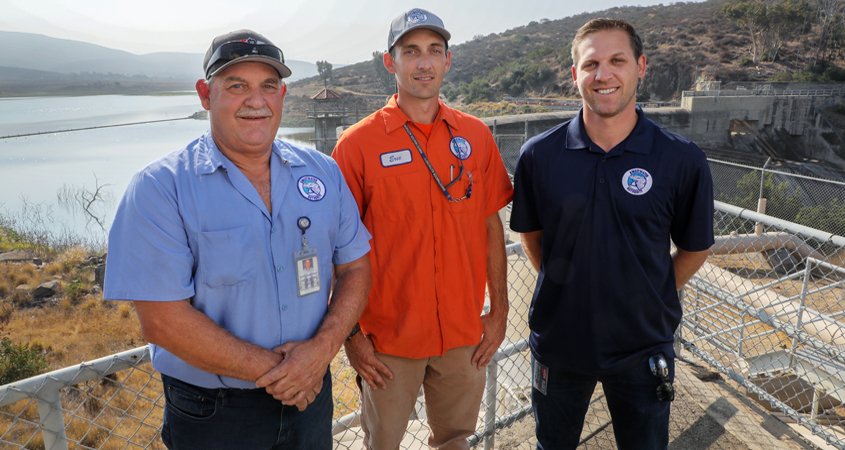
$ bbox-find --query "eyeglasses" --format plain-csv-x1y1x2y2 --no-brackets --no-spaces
206,40,285,79
403,123,473,202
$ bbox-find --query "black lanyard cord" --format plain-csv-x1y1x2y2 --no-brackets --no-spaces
402,122,471,202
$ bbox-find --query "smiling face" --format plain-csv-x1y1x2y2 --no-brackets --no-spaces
571,28,646,122
195,61,286,160
384,28,451,104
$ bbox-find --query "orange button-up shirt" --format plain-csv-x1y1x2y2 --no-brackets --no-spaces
333,96,513,358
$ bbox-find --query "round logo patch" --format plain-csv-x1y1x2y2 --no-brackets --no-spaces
298,175,326,201
622,168,653,196
449,136,472,160
407,9,427,24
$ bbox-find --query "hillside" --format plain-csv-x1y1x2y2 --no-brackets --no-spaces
0,31,319,96
290,0,845,104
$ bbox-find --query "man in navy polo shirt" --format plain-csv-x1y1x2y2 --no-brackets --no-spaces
510,18,714,449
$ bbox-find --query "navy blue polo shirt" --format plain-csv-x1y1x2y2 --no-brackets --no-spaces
510,108,714,374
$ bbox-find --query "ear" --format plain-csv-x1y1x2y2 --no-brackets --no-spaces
383,51,396,74
637,54,647,79
571,65,577,82
444,50,452,74
281,82,288,98
195,79,211,110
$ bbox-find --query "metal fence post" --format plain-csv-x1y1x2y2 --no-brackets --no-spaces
37,384,68,450
483,361,498,450
788,259,813,369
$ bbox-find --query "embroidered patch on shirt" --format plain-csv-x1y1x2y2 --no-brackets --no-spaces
622,168,653,196
449,136,472,160
380,149,413,167
298,175,326,201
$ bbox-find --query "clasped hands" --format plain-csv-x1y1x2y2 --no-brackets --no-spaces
255,339,332,412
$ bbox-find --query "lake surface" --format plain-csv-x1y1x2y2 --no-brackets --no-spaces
0,94,314,247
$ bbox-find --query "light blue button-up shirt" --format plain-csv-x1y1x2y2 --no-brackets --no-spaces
104,132,371,389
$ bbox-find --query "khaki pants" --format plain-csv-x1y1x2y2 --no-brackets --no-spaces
360,346,486,450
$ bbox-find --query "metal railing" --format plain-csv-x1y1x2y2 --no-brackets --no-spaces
682,88,845,98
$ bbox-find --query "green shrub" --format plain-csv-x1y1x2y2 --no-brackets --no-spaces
0,338,48,385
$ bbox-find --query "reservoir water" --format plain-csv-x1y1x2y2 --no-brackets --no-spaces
0,94,314,247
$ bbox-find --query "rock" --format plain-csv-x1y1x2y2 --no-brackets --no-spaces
32,257,43,266
32,280,60,299
0,250,35,263
14,284,30,294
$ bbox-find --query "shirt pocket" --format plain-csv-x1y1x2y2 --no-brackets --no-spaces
196,226,257,288
369,168,428,222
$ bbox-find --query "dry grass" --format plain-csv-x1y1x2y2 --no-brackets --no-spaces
4,298,143,369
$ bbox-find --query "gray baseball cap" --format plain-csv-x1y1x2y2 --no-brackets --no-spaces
387,8,451,51
203,29,292,79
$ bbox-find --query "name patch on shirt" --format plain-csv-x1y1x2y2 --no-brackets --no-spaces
622,168,653,196
380,149,413,167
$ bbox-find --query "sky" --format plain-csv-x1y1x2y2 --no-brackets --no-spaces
1,0,701,64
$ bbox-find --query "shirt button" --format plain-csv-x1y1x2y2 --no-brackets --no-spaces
599,178,605,184
281,305,288,312
277,266,283,272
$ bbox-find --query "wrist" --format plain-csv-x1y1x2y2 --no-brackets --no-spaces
346,323,361,341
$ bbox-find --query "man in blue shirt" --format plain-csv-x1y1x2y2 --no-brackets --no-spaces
510,19,714,449
103,30,371,450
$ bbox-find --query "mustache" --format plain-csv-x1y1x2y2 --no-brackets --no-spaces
236,109,272,118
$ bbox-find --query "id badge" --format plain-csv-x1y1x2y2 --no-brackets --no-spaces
533,360,549,396
295,248,320,296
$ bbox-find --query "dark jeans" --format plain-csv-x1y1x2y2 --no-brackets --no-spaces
533,356,673,450
161,371,332,450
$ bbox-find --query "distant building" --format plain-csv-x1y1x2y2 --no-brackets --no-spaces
309,87,350,154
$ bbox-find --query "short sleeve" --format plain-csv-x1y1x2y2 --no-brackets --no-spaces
103,170,195,301
510,142,541,232
670,149,715,252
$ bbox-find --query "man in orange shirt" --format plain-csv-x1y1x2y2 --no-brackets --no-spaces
332,8,513,449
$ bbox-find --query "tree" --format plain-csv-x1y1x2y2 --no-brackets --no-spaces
316,60,333,88
813,0,845,64
723,0,768,64
764,0,812,62
371,51,395,94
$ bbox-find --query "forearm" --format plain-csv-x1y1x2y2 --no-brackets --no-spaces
313,256,371,355
672,248,710,289
133,300,282,382
486,213,509,317
519,230,543,272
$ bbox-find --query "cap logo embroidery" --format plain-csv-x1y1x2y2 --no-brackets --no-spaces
449,137,472,160
298,175,326,201
622,168,653,196
407,9,427,24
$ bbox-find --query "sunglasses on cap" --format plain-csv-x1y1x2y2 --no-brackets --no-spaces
205,40,285,79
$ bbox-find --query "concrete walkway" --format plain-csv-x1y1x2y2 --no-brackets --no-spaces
492,356,832,449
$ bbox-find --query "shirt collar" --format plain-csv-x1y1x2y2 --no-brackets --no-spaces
381,94,460,134
565,106,654,155
194,132,305,176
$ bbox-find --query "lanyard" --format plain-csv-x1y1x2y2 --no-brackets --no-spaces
402,122,471,202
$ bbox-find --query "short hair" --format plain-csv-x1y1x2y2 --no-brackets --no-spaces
571,18,643,64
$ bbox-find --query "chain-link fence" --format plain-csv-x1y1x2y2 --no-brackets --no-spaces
3,162,845,449
681,200,845,449
0,239,537,450
710,158,845,239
